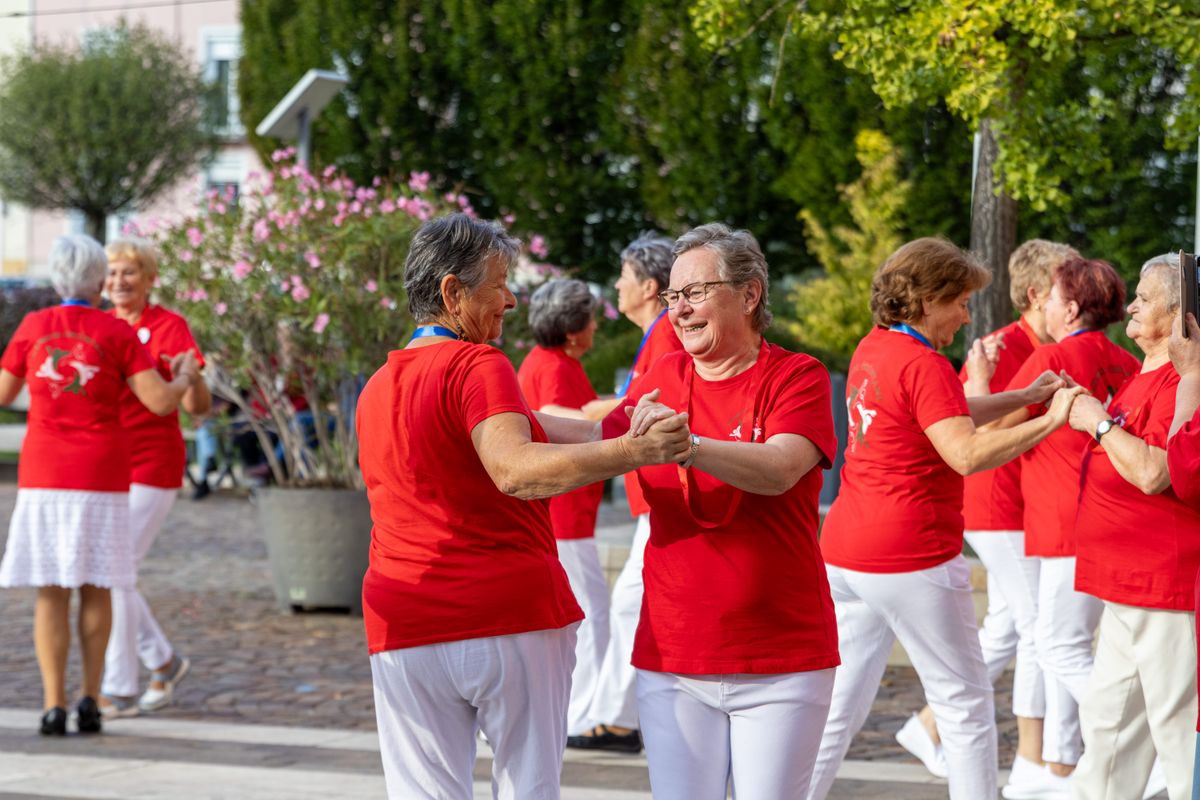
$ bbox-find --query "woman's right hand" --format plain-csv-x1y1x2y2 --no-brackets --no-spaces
624,411,692,466
1046,385,1087,428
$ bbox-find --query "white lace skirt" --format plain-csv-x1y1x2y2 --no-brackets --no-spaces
0,488,134,589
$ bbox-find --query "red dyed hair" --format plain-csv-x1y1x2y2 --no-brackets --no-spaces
1053,257,1126,330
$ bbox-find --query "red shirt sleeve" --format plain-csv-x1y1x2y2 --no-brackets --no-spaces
1169,411,1200,506
461,348,536,432
906,353,970,431
764,354,836,469
1,315,34,377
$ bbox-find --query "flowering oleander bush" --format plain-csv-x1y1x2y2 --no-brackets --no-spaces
144,150,489,488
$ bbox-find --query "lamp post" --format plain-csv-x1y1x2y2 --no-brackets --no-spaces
255,69,349,169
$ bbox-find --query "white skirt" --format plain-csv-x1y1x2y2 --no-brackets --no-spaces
0,488,135,589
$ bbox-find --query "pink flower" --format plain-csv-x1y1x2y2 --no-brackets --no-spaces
214,302,228,316
501,213,516,226
232,260,253,280
604,300,619,320
312,313,330,334
271,146,296,163
304,250,321,269
322,165,337,179
408,171,430,192
291,282,311,302
179,249,195,263
187,288,208,302
252,219,270,242
380,297,397,310
379,199,396,214
186,227,203,248
529,235,549,259
315,198,326,211
364,279,378,293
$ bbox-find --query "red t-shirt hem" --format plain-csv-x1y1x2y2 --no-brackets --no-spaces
1075,560,1195,611
366,611,584,656
823,549,960,575
632,651,841,675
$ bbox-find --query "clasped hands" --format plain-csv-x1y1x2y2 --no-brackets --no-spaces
621,389,693,466
167,350,202,384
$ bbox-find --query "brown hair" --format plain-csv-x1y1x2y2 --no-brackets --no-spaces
1008,239,1079,311
1053,257,1126,330
105,237,159,281
870,237,991,327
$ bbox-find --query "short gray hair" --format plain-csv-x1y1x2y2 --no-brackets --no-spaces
49,234,107,300
620,233,674,292
404,214,520,323
673,223,773,332
528,279,596,347
1141,252,1182,312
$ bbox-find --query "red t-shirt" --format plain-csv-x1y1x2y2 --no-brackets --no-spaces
356,341,582,655
622,313,684,518
110,305,204,488
2,305,155,491
601,343,839,674
517,345,603,540
961,318,1040,531
1166,410,1200,730
1006,331,1139,557
1075,363,1200,610
821,327,971,573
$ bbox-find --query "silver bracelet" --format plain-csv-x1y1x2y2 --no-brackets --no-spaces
680,434,700,469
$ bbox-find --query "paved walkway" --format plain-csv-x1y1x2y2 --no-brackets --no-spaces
0,485,1023,797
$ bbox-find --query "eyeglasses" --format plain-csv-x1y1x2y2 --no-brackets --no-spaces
657,281,736,309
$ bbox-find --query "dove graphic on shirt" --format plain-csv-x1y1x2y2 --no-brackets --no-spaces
35,347,71,382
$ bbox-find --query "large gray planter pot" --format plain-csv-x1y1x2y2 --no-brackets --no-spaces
254,487,371,615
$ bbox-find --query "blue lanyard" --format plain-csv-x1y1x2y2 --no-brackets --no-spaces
1066,328,1091,339
60,299,90,307
617,310,667,398
409,325,459,341
889,324,934,350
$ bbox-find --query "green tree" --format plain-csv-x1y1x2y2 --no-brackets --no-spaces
0,23,214,242
785,130,909,369
691,0,1200,337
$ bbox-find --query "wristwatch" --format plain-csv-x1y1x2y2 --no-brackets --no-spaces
1094,418,1115,443
680,434,700,469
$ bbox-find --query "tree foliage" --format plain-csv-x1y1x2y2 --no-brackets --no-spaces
784,130,909,369
0,23,214,242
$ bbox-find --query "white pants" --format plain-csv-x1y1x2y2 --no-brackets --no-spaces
586,513,649,729
101,484,177,697
810,558,997,800
1035,555,1101,765
637,668,835,800
556,538,610,736
965,531,1044,718
1072,603,1198,800
370,624,577,800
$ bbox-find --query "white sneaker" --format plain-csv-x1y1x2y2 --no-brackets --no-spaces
1002,757,1071,800
1143,759,1167,799
138,655,190,712
895,713,948,778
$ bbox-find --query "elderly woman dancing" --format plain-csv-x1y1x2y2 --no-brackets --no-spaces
100,238,211,718
1064,254,1199,799
356,213,690,800
994,256,1139,789
812,238,1083,800
0,235,198,735
517,278,609,740
599,223,840,799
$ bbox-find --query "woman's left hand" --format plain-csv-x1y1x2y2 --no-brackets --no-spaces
965,335,1001,386
1067,393,1109,434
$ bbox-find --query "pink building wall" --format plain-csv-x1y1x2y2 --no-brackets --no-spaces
12,0,261,276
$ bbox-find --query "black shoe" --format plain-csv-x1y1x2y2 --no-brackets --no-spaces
39,706,66,736
76,696,102,734
191,480,211,501
566,724,642,753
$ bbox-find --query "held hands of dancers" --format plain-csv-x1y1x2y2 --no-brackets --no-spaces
1045,383,1088,428
1066,393,1111,435
621,388,693,466
168,350,202,384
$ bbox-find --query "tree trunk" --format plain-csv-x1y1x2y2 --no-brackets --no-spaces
84,210,107,244
968,118,1018,343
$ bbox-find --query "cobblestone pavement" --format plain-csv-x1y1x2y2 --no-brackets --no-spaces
0,482,1021,794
